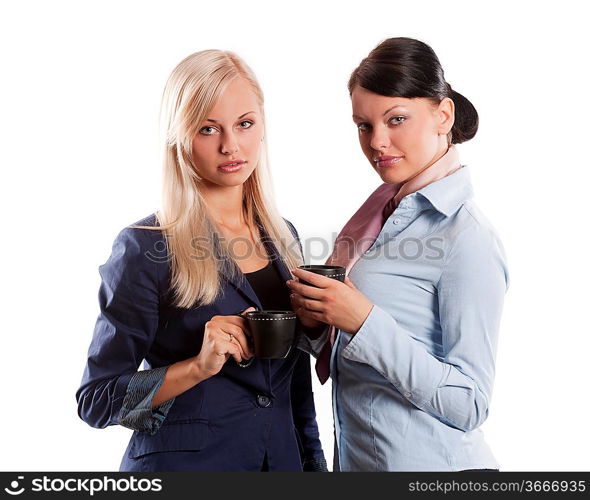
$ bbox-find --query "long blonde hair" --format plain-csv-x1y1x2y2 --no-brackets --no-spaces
131,50,303,308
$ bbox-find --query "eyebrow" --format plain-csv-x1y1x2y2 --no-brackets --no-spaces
205,111,256,123
352,105,405,121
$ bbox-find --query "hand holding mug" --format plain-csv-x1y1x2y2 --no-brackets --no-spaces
287,268,373,335
192,307,256,379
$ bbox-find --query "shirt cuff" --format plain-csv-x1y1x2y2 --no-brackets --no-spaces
297,324,329,358
118,366,175,435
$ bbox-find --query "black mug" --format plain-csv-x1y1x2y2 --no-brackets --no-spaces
242,310,298,361
297,265,346,287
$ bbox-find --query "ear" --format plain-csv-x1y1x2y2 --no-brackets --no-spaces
437,97,455,135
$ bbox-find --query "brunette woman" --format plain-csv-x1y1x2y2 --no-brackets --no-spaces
289,37,508,472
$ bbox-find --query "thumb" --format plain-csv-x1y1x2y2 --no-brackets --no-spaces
241,306,257,315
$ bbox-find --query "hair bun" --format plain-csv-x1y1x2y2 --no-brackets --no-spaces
447,88,478,144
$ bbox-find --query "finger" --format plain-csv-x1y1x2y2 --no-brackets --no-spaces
286,278,325,299
219,316,251,343
217,324,253,358
217,338,243,363
220,315,249,328
301,297,325,313
291,291,325,314
290,268,334,288
226,341,243,363
290,293,305,309
295,305,320,323
308,310,327,323
233,329,253,359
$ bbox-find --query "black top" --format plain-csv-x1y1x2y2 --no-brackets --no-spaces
244,261,292,311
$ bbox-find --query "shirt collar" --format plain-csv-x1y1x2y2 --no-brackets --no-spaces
415,165,473,217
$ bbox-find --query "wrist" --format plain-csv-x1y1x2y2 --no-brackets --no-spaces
352,302,374,335
187,357,210,385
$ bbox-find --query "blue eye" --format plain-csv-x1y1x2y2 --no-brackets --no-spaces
238,120,254,129
389,116,406,125
199,126,218,135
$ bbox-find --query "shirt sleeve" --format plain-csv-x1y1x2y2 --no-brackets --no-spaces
76,226,175,434
341,222,509,432
290,352,328,471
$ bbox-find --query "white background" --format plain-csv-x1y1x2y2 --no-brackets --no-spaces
1,0,589,471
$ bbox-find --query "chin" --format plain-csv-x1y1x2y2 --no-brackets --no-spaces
375,168,411,185
217,177,249,188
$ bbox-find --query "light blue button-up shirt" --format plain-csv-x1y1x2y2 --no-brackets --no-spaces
331,167,509,471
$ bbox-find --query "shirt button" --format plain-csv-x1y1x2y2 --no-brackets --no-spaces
393,218,401,225
404,392,412,398
256,395,272,408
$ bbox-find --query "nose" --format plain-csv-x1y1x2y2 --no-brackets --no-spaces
220,130,239,155
369,126,390,152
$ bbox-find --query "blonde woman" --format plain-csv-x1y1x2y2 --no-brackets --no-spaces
76,50,327,472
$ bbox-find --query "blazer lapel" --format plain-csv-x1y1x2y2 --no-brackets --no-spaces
220,266,262,309
260,225,292,283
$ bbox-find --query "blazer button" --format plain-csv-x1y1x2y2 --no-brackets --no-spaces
256,395,272,408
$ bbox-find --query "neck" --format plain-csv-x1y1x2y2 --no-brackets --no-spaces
200,182,247,229
405,143,450,185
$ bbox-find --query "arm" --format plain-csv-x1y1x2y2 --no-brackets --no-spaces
75,227,176,434
76,227,254,435
150,309,255,408
290,352,328,471
341,223,509,432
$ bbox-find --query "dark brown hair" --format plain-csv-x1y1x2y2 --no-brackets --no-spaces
348,37,478,144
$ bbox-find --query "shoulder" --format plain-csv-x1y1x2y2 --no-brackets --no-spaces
130,213,159,228
441,201,509,283
443,200,505,253
105,213,167,274
117,213,165,248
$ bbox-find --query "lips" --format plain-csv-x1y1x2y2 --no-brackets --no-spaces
218,160,247,173
374,155,404,168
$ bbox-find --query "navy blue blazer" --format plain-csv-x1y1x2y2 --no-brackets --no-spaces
76,214,325,471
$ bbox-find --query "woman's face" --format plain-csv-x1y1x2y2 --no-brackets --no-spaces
351,86,454,184
192,78,264,188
